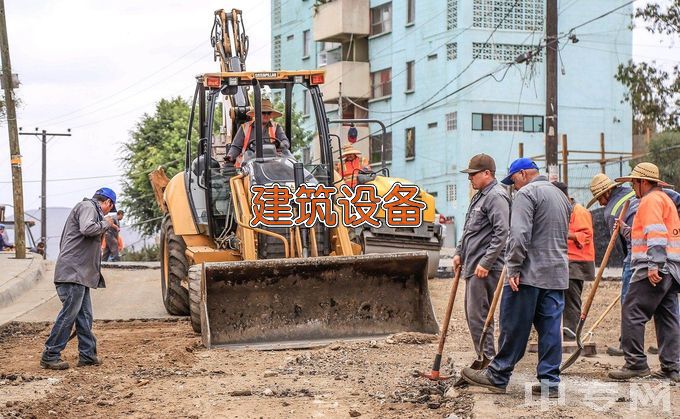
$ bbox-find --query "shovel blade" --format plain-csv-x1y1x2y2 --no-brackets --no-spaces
453,355,492,387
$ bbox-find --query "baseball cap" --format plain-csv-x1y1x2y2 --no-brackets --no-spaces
460,153,496,174
501,158,539,185
94,187,117,212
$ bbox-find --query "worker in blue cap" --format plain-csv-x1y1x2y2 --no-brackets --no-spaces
461,158,572,398
41,187,119,370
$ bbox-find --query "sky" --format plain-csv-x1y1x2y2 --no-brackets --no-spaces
0,0,678,223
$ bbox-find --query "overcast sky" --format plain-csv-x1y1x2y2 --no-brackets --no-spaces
0,0,678,221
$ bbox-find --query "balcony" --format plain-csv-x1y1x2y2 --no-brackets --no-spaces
313,0,369,43
320,61,370,103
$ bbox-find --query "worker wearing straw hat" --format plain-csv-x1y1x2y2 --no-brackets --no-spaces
337,144,369,188
607,163,679,382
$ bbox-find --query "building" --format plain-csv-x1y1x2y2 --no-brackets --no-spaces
271,0,633,239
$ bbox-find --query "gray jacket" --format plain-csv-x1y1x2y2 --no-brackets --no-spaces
505,175,571,290
54,199,111,288
455,179,511,278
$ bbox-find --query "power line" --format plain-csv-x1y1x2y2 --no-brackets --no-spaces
0,174,120,184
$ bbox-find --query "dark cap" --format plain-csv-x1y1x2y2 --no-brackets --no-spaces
460,153,496,174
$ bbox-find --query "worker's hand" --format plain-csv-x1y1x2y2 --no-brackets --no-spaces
105,217,119,231
509,275,520,292
474,264,489,278
453,254,461,271
648,268,662,286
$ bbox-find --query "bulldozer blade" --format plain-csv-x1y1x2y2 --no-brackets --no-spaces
199,251,438,350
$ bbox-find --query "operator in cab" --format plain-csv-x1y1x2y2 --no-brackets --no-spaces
224,99,290,167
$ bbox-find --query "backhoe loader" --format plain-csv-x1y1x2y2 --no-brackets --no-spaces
148,9,438,349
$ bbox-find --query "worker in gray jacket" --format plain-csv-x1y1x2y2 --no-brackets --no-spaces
454,153,510,359
461,158,571,398
41,188,118,370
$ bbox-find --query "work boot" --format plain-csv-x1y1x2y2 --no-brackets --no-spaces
77,356,102,367
647,346,659,355
651,370,680,382
40,358,69,370
608,367,651,381
531,384,560,399
460,368,506,394
606,345,624,356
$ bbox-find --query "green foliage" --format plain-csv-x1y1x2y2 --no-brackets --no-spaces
615,2,680,132
120,97,194,236
121,244,160,262
647,131,680,188
270,96,314,159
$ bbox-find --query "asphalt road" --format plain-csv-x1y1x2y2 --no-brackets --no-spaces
14,267,174,322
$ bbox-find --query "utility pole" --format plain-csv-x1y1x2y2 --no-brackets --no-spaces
19,128,71,259
545,0,558,182
0,0,25,258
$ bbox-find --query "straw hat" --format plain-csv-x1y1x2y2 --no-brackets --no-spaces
247,99,282,118
586,173,621,208
341,144,361,157
615,162,672,188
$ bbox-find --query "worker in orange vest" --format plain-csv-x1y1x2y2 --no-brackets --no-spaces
224,99,290,167
336,145,369,188
553,182,595,342
608,163,680,382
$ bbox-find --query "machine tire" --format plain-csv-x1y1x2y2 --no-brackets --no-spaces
160,214,190,316
188,265,202,334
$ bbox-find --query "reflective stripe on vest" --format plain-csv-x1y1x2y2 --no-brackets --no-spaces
611,190,635,217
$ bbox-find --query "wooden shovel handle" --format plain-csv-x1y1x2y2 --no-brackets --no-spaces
483,267,507,329
580,200,630,319
436,266,462,354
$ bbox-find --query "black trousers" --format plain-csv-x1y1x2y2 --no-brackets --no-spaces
562,279,583,340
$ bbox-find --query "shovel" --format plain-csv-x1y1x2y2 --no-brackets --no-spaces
420,266,462,381
584,294,621,344
560,200,630,372
454,266,507,387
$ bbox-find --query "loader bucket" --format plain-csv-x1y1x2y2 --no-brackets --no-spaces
198,251,438,349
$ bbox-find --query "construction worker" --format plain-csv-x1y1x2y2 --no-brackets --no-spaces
608,163,679,382
454,154,510,359
461,158,571,398
102,210,124,262
0,224,13,250
336,144,370,188
224,99,290,167
587,173,680,355
41,188,119,370
554,182,595,341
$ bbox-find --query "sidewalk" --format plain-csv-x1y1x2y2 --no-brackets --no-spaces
0,252,46,308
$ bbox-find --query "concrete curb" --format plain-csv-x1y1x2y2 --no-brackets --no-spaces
101,261,160,270
0,256,46,309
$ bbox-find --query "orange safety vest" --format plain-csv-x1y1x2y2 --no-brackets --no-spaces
236,121,279,168
631,189,680,270
337,157,369,188
568,203,595,262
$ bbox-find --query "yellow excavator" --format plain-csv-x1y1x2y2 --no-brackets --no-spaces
149,9,439,349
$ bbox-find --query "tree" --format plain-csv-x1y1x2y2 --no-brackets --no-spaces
647,131,680,188
270,95,314,159
615,1,680,133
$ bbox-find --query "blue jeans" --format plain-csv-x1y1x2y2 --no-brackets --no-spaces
487,285,565,388
42,283,97,362
621,262,632,304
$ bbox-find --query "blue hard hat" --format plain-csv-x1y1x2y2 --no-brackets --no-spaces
94,187,117,212
501,158,539,185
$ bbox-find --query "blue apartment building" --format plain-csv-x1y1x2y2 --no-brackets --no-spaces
271,0,632,240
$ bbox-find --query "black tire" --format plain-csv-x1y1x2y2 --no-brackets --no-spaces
160,214,190,316
188,265,201,333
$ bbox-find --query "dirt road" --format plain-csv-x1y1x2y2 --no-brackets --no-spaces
0,276,677,418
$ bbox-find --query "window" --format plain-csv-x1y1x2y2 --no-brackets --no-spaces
302,30,311,58
447,0,457,30
318,42,341,67
302,147,311,165
405,128,415,160
446,43,457,61
302,90,311,116
370,2,392,36
405,61,415,92
523,115,544,132
371,68,392,99
427,122,438,129
472,113,493,131
286,34,294,41
445,112,457,131
273,0,281,25
272,35,281,71
407,0,415,25
472,0,544,31
472,42,543,62
493,114,523,131
370,132,392,164
446,184,457,203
